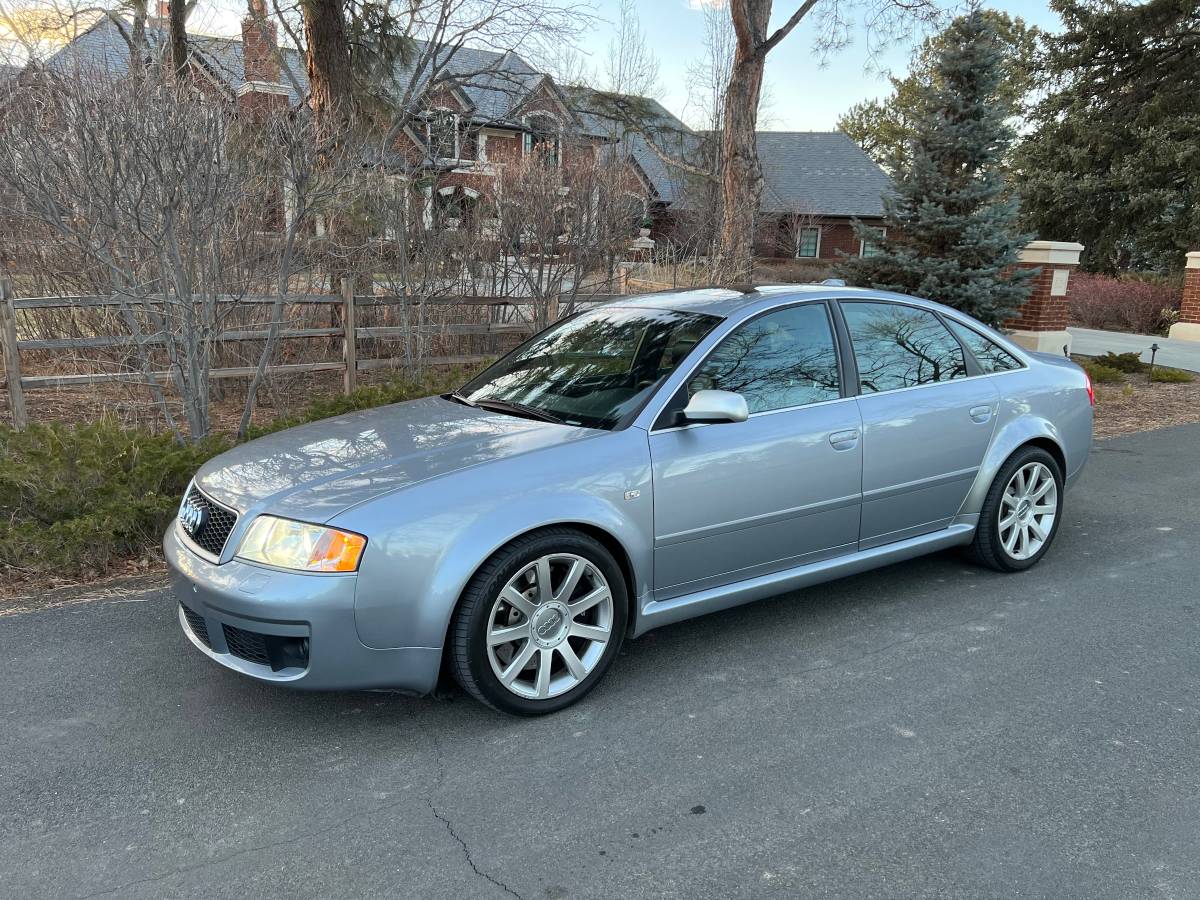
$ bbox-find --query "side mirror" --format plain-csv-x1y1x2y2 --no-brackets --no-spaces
681,389,749,424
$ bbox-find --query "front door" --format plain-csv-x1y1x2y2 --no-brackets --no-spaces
839,300,1000,549
648,302,863,601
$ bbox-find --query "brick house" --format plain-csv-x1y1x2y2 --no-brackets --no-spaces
37,6,616,232
35,12,891,256
754,131,894,260
570,89,893,260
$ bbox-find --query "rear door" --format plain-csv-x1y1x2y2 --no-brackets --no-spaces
648,302,863,600
839,300,1000,549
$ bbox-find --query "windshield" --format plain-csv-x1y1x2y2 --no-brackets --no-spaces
458,306,721,429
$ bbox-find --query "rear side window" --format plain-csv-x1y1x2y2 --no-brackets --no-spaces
946,320,1023,373
842,301,968,393
689,303,841,413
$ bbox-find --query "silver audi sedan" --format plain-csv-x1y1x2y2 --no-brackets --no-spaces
166,286,1093,714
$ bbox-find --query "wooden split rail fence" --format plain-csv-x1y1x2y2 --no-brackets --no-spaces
0,276,617,428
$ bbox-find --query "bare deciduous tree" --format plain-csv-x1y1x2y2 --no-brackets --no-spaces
715,0,941,281
603,0,659,97
491,148,642,328
0,71,343,440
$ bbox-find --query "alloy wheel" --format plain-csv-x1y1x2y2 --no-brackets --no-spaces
998,461,1058,561
485,553,614,700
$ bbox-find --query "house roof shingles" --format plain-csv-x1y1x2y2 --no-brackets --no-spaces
43,18,579,131
756,131,892,218
567,86,891,218
565,87,702,203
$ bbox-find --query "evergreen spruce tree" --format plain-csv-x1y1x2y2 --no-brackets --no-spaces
837,8,1033,327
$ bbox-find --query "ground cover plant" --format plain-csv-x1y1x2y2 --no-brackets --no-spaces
0,367,480,584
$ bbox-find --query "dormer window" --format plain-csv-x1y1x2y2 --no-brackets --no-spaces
426,109,460,160
523,113,560,166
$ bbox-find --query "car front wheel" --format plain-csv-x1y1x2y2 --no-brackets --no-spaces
449,528,627,715
969,446,1064,572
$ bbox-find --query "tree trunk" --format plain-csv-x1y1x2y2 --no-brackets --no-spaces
130,0,148,73
301,0,354,146
717,0,771,282
169,0,189,81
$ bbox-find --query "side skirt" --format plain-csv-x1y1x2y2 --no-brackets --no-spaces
632,522,976,637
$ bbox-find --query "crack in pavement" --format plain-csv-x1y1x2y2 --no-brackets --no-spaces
422,732,525,900
424,798,525,900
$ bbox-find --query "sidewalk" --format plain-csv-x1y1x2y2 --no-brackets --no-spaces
1068,326,1200,372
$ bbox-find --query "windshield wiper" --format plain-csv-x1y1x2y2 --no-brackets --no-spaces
445,391,477,408
472,398,566,425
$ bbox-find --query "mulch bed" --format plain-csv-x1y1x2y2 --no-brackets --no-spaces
1088,370,1200,439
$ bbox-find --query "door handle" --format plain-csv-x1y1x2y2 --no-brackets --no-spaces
828,429,860,451
969,405,992,424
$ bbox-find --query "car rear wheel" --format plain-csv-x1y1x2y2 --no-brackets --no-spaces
449,528,627,715
969,446,1063,572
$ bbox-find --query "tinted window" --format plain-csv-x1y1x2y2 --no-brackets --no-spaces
688,304,841,413
842,302,968,393
461,307,720,429
946,320,1022,373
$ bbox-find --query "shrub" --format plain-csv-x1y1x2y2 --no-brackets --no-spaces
1150,367,1195,383
1094,351,1147,373
1068,272,1182,336
0,422,229,578
0,366,487,581
753,258,838,284
1079,359,1124,384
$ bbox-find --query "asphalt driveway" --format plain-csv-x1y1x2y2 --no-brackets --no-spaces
3,424,1199,899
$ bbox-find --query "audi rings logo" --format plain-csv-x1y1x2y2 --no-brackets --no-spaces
179,499,208,537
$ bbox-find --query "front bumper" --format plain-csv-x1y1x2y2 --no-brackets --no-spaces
163,526,441,693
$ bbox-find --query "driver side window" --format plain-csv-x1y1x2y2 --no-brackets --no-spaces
688,304,841,414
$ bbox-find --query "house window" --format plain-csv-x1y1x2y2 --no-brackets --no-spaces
859,226,886,257
795,226,820,259
523,114,560,166
434,186,480,231
426,109,459,160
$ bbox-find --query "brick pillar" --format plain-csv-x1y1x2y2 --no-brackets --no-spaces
1006,240,1083,355
1167,251,1200,342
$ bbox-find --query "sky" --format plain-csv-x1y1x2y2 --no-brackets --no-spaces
570,0,1067,131
6,0,1066,131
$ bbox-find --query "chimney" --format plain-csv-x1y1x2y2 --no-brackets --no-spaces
157,0,169,18
241,0,280,85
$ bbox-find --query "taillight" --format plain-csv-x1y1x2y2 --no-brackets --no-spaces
1084,371,1095,406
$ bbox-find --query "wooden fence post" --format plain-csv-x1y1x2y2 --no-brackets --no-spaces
341,278,357,395
0,276,28,429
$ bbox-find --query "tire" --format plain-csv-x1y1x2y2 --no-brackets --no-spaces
968,445,1064,572
449,528,628,715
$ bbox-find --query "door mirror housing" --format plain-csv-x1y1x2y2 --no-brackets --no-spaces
681,389,749,424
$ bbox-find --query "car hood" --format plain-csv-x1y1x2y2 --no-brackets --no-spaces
195,396,601,522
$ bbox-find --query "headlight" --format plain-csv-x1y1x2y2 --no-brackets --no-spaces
236,516,367,573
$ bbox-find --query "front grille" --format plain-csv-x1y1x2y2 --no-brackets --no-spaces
178,484,238,558
223,623,270,666
180,604,211,648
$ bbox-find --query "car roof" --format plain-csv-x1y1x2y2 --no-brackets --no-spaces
605,284,951,319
